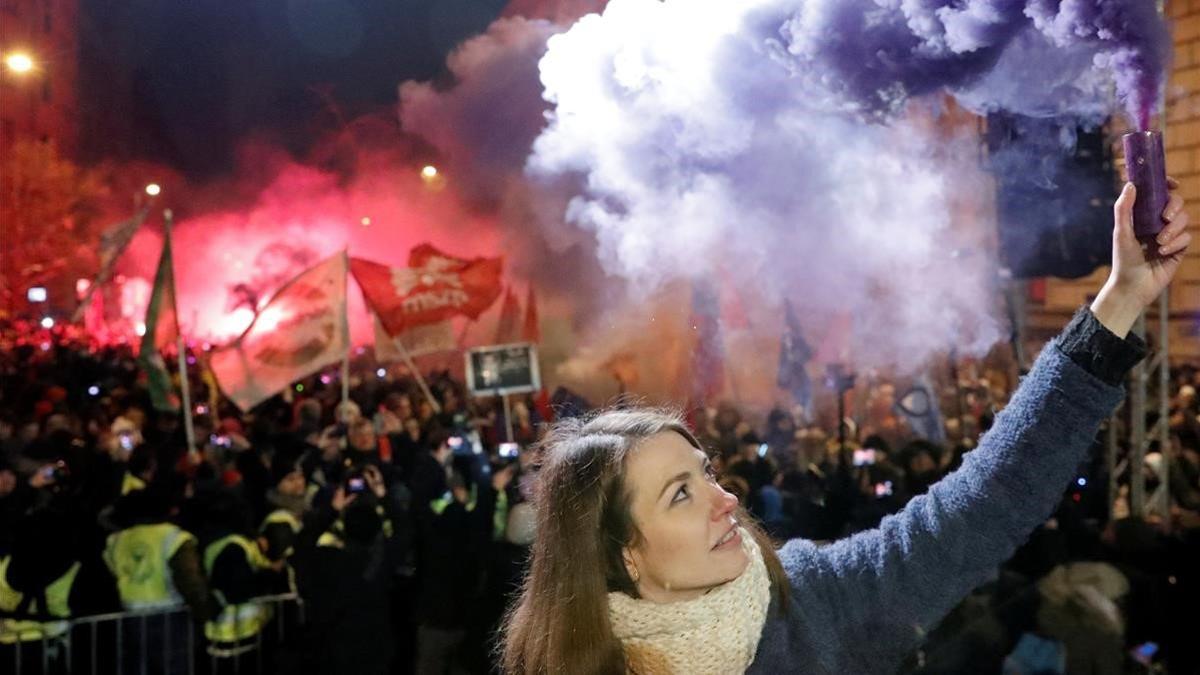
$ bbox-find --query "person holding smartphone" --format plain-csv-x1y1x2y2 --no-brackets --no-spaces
414,456,514,675
725,433,779,521
297,464,399,675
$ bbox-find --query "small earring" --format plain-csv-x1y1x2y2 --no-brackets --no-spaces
630,568,640,583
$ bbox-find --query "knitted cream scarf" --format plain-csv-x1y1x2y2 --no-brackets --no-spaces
608,529,771,674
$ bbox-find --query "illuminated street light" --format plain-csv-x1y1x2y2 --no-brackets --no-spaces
40,317,55,329
4,52,33,74
421,165,438,179
145,183,162,197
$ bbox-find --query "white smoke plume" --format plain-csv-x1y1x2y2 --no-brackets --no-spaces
397,0,1169,395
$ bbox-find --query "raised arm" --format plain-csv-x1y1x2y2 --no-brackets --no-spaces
776,179,1190,672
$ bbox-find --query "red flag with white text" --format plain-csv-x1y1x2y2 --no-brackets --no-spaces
351,245,503,335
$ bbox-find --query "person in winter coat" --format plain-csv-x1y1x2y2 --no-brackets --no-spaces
0,507,117,669
202,491,284,660
104,485,213,674
297,470,400,675
499,181,1193,674
414,463,511,675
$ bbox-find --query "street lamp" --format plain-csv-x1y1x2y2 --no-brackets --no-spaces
4,52,34,74
145,183,161,197
421,165,438,179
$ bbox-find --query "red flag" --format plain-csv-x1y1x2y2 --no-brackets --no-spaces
522,284,540,343
494,287,521,344
351,245,503,335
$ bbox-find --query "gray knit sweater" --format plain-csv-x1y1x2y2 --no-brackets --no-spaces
747,307,1145,674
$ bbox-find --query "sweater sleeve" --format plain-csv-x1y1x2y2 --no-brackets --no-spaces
1056,306,1147,386
775,334,1131,673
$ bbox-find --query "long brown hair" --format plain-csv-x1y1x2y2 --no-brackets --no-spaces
499,408,790,674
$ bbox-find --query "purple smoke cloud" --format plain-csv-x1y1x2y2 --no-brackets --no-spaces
397,0,1171,375
779,0,1169,127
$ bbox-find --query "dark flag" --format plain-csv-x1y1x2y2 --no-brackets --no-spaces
895,376,947,444
688,281,725,404
72,205,152,321
777,300,813,415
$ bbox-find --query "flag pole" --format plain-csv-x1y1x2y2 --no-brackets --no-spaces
341,250,351,407
393,337,442,414
499,387,514,443
164,209,196,457
341,352,350,406
177,338,196,455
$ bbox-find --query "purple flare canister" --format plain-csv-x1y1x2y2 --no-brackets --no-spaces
1122,131,1170,246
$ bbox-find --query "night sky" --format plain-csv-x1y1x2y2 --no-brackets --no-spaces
79,0,509,178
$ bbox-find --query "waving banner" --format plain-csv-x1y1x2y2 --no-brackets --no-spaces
351,245,503,335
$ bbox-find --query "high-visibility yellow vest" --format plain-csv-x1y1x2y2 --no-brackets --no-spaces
260,509,302,555
0,556,80,644
261,509,301,534
121,472,146,496
104,523,194,611
316,520,345,549
260,509,302,592
202,535,272,643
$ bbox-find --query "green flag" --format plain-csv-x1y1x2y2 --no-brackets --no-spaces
139,224,180,411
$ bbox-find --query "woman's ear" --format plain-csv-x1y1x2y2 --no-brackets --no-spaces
622,547,640,584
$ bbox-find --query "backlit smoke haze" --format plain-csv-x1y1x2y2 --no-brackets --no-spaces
106,0,1170,403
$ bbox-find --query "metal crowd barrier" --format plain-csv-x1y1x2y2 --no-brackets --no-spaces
4,593,303,675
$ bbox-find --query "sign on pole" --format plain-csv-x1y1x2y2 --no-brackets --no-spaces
465,343,541,396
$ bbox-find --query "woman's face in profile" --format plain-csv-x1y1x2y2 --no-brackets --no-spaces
621,432,748,602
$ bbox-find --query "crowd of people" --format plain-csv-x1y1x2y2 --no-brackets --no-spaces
1,319,1198,674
